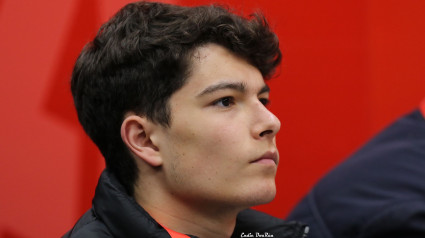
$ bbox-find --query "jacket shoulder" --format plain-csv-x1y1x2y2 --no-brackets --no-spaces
63,209,112,238
234,209,309,238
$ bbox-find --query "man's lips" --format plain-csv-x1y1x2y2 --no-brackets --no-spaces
250,151,278,165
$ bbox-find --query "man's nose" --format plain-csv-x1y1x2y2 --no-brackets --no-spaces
252,102,281,140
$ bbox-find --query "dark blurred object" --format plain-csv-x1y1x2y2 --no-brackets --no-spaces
287,100,425,238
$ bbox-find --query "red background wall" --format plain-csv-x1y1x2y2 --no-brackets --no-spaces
1,0,424,237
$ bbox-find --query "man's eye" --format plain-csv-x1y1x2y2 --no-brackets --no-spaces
213,97,235,107
259,98,270,106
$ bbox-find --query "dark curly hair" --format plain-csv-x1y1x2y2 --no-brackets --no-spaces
71,1,281,195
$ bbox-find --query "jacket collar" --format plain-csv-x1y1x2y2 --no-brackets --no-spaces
93,170,171,238
93,170,308,238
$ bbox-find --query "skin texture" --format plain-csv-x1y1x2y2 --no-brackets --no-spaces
121,43,281,237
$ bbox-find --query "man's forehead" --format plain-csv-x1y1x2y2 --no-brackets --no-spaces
189,44,249,70
191,45,211,64
176,44,269,97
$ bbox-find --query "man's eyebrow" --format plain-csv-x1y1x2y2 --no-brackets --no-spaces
258,84,270,95
197,82,247,97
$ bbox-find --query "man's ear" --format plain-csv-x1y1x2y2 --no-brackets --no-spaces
120,115,162,167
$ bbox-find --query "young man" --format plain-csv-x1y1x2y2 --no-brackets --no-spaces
65,1,308,237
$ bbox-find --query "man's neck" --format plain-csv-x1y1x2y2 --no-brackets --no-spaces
134,182,242,238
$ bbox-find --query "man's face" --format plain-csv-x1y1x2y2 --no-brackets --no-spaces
154,44,281,209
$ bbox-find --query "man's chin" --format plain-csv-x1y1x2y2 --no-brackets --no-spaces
236,184,277,208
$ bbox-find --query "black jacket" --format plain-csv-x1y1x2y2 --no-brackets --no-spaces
64,170,308,238
287,109,425,238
